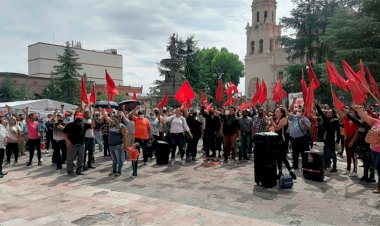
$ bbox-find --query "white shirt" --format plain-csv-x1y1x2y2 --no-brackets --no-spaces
0,124,9,149
167,116,190,134
83,119,95,138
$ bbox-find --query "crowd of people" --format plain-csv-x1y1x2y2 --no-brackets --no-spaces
0,99,379,193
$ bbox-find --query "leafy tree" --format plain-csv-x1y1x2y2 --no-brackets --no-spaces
0,76,18,101
48,41,83,104
279,0,340,63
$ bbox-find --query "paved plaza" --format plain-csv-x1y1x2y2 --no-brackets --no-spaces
0,145,379,226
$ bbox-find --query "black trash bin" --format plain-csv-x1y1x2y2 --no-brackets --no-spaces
253,133,278,188
156,140,170,165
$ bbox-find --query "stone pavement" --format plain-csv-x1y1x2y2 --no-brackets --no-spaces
0,146,379,226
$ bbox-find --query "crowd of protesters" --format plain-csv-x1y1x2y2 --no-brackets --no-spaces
0,99,379,194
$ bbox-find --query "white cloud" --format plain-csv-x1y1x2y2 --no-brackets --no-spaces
0,0,292,95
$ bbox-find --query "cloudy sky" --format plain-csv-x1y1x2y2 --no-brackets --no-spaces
0,0,294,94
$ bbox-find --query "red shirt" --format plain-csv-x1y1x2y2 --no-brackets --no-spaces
128,147,140,160
26,120,39,139
132,116,151,140
343,116,358,137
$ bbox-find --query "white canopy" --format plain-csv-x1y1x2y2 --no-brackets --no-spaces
0,99,78,118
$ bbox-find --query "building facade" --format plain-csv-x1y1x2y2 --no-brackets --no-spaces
28,42,123,85
244,0,288,99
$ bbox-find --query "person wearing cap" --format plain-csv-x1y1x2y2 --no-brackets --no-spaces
63,111,73,124
63,112,86,176
130,107,151,165
22,107,42,166
83,109,96,171
51,109,67,170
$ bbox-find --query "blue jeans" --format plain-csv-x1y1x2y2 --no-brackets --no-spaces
84,138,95,167
109,144,123,173
170,133,185,159
239,132,251,159
94,130,103,151
372,151,380,182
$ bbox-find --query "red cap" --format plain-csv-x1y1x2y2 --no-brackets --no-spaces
64,111,71,116
75,113,84,120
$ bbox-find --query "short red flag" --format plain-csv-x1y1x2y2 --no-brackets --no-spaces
225,81,239,95
175,80,195,107
80,77,89,106
200,90,207,106
356,61,368,88
205,103,213,111
332,89,344,110
132,91,138,101
300,78,309,103
251,78,261,105
157,95,169,109
342,60,367,104
258,80,267,104
223,95,234,108
90,83,96,104
367,67,380,97
272,78,287,103
305,82,315,115
326,60,348,92
308,61,320,89
238,102,251,111
105,70,119,101
215,79,223,103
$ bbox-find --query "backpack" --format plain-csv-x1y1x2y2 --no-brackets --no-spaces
279,175,293,189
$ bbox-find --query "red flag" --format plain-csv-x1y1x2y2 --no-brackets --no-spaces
272,78,287,103
90,83,96,104
132,91,138,101
175,80,195,107
258,80,267,104
342,60,367,104
225,81,239,95
105,70,119,101
157,95,169,109
223,95,234,108
357,61,368,88
367,67,380,97
215,79,223,103
305,82,315,115
239,102,251,111
331,89,344,110
250,78,261,105
300,78,309,103
80,77,89,106
205,103,213,111
326,60,348,92
308,61,320,89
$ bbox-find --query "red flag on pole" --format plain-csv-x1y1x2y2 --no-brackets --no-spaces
308,61,320,89
225,81,239,95
326,60,348,92
367,67,380,97
356,61,368,88
90,83,96,104
175,80,195,107
251,78,261,105
80,77,89,106
105,70,119,101
132,91,138,101
332,89,344,110
157,95,169,109
305,82,315,115
342,60,367,104
271,78,287,103
200,90,207,106
215,79,223,103
258,80,267,104
300,78,309,103
238,102,251,111
223,95,234,108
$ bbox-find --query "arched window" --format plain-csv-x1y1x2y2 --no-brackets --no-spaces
256,12,260,22
250,41,255,54
259,39,264,53
264,11,267,22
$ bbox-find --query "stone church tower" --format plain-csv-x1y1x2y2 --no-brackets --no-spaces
244,0,288,99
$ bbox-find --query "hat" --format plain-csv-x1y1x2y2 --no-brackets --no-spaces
75,113,84,120
64,111,71,116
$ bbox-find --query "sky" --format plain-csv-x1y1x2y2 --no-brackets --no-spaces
0,0,294,94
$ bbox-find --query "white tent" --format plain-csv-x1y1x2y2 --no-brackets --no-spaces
0,99,78,118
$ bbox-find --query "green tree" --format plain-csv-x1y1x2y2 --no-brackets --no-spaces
279,0,340,63
50,41,83,104
0,76,18,101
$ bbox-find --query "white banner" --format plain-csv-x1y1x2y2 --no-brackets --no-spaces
288,92,304,108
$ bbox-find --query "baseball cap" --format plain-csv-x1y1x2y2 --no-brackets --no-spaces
75,113,84,120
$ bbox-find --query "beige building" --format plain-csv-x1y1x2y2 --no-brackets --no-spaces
244,0,288,99
28,42,123,85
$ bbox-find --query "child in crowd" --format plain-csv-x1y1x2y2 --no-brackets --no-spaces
126,142,140,178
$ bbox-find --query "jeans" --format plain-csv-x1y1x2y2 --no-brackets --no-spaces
324,145,337,169
275,141,292,173
291,135,309,168
94,130,104,151
170,133,185,159
371,151,380,182
186,137,200,158
53,140,67,168
6,142,19,162
103,134,109,156
109,144,123,173
135,138,149,163
84,137,95,167
239,132,251,159
66,144,84,174
28,138,41,163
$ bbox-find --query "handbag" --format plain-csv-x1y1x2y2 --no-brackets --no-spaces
365,127,380,145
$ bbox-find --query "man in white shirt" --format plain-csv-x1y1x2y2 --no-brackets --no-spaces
83,109,96,170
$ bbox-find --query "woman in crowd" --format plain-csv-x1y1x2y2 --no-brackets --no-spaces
100,108,128,177
354,106,380,193
5,116,22,165
270,107,296,180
